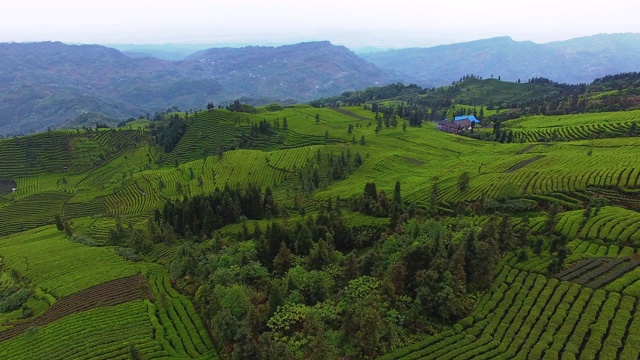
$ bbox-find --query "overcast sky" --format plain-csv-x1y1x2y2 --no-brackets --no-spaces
1,0,639,48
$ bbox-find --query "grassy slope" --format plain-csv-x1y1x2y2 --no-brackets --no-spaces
0,226,138,298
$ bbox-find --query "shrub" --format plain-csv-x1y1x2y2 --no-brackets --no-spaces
0,287,31,312
70,234,100,247
116,247,142,262
20,304,33,319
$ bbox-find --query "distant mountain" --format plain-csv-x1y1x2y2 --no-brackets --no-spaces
2,35,639,135
109,43,211,61
120,50,187,60
361,33,640,87
0,42,223,135
183,41,389,101
0,41,390,135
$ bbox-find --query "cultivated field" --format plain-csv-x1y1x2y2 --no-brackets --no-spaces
1,102,640,359
0,227,216,359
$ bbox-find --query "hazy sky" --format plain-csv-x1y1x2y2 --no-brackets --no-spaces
2,0,639,48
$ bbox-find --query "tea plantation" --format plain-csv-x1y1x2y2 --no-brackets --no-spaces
1,98,640,359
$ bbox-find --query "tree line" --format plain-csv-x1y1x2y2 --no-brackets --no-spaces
158,183,279,238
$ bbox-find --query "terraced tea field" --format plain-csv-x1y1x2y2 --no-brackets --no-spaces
0,301,163,360
0,226,217,359
382,247,640,360
0,274,152,342
0,192,72,235
551,206,640,246
2,107,638,229
0,226,139,298
499,110,640,142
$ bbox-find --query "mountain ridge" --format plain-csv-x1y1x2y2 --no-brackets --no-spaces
361,33,640,86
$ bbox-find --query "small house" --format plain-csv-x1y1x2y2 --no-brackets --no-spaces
437,119,474,134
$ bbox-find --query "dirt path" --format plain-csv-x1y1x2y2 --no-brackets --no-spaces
332,108,369,121
516,144,538,154
503,155,545,173
0,274,152,342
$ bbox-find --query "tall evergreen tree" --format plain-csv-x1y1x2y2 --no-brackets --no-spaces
54,214,64,231
393,180,402,206
273,242,293,276
263,187,278,219
458,172,470,193
295,224,314,255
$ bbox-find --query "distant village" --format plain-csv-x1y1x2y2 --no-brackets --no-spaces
437,115,480,134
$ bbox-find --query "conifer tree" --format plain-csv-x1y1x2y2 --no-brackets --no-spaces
54,214,64,231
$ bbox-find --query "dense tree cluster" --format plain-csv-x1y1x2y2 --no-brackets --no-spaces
350,182,404,219
152,114,187,152
107,217,176,258
309,83,426,107
588,72,640,93
227,99,259,114
159,184,279,238
151,173,526,359
486,74,640,123
168,208,510,359
0,266,32,316
370,102,427,127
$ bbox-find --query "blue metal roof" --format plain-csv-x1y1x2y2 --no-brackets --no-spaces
454,115,480,123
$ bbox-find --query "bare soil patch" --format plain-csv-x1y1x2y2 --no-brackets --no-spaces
0,180,16,195
0,274,152,342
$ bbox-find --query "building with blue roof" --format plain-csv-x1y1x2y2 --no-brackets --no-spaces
454,115,480,123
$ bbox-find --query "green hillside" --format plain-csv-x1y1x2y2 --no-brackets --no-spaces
2,92,640,359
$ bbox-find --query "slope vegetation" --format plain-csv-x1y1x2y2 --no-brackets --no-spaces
2,94,640,359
